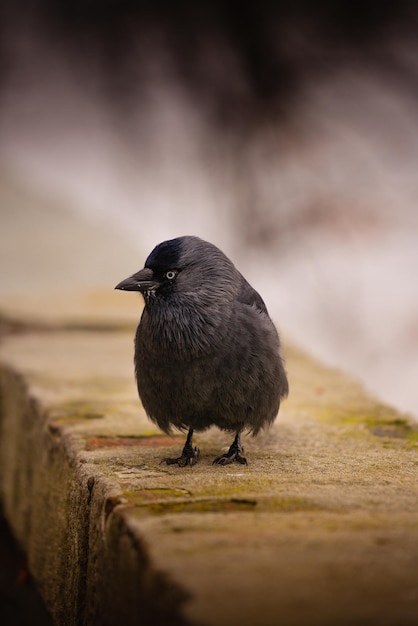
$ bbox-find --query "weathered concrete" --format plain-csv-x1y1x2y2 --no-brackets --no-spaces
0,298,417,626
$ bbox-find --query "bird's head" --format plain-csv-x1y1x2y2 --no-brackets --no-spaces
115,236,239,308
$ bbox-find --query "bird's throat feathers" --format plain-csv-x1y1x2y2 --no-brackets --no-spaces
141,293,229,357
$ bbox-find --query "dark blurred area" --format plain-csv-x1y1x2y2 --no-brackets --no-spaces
0,513,52,625
1,1,417,126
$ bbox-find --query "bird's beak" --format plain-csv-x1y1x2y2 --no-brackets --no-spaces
114,267,160,293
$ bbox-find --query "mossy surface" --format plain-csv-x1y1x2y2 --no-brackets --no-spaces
132,497,258,517
1,328,418,626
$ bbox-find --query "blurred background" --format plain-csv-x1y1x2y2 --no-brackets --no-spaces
1,0,417,420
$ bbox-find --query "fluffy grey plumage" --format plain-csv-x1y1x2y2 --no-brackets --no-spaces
115,236,288,466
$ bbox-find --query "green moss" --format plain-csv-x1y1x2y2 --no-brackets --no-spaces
84,434,182,451
128,491,326,518
126,487,191,504
50,413,104,425
315,403,418,445
207,477,273,496
365,416,418,444
405,430,418,447
267,496,324,512
49,401,106,421
132,497,258,517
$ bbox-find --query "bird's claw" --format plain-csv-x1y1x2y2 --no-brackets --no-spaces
161,445,200,467
213,435,248,466
213,447,248,466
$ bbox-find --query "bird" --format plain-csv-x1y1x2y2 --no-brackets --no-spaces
115,236,288,466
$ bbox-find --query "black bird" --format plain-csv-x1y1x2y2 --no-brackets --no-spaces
115,236,288,466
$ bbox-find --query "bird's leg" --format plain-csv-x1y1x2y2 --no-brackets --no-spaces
161,428,200,467
213,432,248,466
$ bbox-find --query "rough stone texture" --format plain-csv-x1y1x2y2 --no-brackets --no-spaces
0,302,417,626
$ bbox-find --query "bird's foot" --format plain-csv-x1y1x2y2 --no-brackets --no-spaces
161,443,200,467
213,440,248,466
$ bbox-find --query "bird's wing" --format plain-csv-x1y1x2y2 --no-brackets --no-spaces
237,275,269,316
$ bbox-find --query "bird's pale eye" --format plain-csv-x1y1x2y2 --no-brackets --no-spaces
165,270,177,281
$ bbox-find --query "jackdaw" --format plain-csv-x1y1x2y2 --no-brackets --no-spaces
115,236,288,466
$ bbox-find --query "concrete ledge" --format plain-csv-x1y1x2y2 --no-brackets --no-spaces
1,303,418,626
